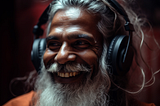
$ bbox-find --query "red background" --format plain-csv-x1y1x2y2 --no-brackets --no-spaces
0,0,160,105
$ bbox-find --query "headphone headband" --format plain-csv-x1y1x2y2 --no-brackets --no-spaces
33,0,134,37
33,5,50,38
108,0,129,22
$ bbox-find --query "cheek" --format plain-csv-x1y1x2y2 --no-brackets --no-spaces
43,49,56,67
79,50,99,70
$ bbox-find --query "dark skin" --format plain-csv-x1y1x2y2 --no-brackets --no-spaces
43,7,103,84
42,7,147,106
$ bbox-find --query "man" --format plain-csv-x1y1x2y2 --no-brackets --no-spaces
4,0,156,106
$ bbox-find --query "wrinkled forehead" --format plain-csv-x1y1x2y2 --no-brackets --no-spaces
51,7,100,28
48,7,103,46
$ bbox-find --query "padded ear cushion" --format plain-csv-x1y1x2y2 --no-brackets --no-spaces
31,38,46,73
107,35,134,75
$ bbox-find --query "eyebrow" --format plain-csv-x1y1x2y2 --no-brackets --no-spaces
67,34,94,41
46,34,94,42
46,36,59,42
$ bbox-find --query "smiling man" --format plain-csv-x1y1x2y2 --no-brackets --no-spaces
44,7,103,83
36,7,110,106
4,0,156,106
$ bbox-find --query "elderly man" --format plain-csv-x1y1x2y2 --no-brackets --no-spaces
4,0,156,106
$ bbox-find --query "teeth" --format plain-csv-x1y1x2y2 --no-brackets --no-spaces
65,73,69,77
73,72,76,76
70,72,73,76
57,72,80,78
62,73,64,77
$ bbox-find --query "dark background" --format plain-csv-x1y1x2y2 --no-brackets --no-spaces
0,0,160,105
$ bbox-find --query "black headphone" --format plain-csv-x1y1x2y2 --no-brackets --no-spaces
31,0,134,75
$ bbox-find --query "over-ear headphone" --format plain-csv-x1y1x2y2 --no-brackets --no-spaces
106,0,134,75
31,5,49,73
31,0,134,75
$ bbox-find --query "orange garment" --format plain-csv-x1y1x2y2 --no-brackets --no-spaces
3,91,34,106
3,91,155,106
141,102,155,106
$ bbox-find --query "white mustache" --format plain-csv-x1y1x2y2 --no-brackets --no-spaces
46,62,91,73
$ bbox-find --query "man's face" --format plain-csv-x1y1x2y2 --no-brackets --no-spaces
43,7,103,84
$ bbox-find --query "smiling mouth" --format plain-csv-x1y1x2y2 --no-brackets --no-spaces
57,72,80,78
52,71,88,84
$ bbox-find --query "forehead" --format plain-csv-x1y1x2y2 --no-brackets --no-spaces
50,7,100,31
49,7,102,42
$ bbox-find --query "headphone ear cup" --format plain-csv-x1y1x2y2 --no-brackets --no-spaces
31,38,46,73
107,35,134,75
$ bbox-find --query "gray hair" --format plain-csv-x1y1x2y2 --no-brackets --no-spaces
32,0,155,105
45,0,151,97
46,0,126,76
47,0,125,41
45,0,125,92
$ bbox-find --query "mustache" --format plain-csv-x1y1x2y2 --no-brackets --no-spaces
46,62,91,73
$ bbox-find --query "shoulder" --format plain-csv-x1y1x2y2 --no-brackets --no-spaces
129,98,156,106
3,91,35,106
140,102,156,106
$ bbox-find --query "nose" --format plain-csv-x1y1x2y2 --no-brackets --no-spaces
54,42,76,64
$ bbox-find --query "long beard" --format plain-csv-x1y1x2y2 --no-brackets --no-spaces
33,62,110,106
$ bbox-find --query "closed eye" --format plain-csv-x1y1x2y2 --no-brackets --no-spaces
47,41,61,50
73,40,91,49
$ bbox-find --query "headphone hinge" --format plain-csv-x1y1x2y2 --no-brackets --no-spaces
124,22,134,31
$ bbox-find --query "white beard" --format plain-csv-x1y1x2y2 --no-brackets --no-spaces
33,63,110,106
